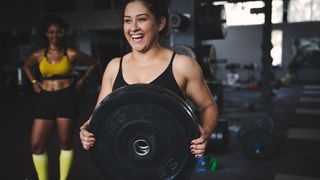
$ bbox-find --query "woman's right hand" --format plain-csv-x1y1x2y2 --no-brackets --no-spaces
79,121,96,150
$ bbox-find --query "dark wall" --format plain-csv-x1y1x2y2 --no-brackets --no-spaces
0,0,43,32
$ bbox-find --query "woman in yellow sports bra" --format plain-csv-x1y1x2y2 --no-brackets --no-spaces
23,15,98,180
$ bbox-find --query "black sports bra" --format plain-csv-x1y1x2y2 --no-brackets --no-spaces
112,52,185,100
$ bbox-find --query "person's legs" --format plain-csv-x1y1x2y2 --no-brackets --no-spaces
54,86,78,180
32,153,48,180
57,118,74,180
31,119,56,180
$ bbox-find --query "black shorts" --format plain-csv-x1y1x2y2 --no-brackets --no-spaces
34,86,79,120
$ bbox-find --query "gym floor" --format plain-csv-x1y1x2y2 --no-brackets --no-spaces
1,84,320,180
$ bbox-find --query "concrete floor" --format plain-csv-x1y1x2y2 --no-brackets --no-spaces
192,85,320,180
1,84,320,180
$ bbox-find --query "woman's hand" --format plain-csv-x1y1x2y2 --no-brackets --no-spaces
33,82,43,93
190,125,209,158
79,121,95,150
75,78,85,92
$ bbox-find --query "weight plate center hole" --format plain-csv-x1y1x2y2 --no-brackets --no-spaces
133,139,150,156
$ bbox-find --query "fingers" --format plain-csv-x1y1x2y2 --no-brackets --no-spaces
191,137,205,145
191,148,206,158
76,80,84,91
190,137,207,158
34,83,43,93
79,127,95,150
38,83,44,89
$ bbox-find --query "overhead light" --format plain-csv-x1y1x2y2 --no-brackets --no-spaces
212,1,227,6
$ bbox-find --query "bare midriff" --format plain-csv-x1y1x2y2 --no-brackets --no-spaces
41,79,74,91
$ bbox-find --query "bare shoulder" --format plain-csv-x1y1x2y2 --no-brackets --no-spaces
106,57,121,71
65,47,78,58
66,47,91,58
103,57,121,78
173,53,202,76
28,48,45,62
66,47,78,53
34,48,45,55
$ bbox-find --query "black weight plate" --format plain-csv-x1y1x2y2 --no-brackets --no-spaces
89,84,200,180
239,112,274,137
246,112,274,132
241,130,277,161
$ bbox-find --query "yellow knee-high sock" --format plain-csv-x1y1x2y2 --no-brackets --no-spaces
59,149,74,180
32,153,48,180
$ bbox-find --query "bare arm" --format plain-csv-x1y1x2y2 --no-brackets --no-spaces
175,55,218,157
67,48,99,90
23,50,43,93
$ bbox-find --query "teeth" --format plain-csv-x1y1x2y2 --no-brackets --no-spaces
131,35,143,38
132,38,141,42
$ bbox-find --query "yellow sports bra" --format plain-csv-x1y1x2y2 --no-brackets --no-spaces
39,55,73,78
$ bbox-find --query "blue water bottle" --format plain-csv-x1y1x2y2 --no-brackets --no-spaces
196,155,206,173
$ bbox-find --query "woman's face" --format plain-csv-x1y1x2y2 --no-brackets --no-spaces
123,1,164,53
46,23,64,46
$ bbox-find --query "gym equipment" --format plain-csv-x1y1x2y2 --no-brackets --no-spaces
197,4,227,40
206,120,229,154
239,112,277,161
89,84,200,180
245,112,274,132
170,12,190,31
196,45,227,79
225,63,241,70
171,44,197,60
241,130,276,161
243,63,259,83
240,112,274,136
197,45,217,79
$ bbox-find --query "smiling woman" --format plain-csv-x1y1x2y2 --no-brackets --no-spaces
79,0,218,178
23,15,98,180
122,0,169,53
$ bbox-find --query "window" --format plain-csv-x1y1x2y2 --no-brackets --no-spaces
271,30,283,66
225,1,265,26
272,0,283,24
224,0,283,26
288,0,320,22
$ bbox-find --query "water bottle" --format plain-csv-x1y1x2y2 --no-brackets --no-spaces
196,155,206,173
209,154,218,172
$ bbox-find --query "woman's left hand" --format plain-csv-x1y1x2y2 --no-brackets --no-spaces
190,125,209,158
75,78,85,91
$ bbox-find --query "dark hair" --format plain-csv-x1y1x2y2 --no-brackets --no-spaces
38,14,69,47
121,0,170,35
